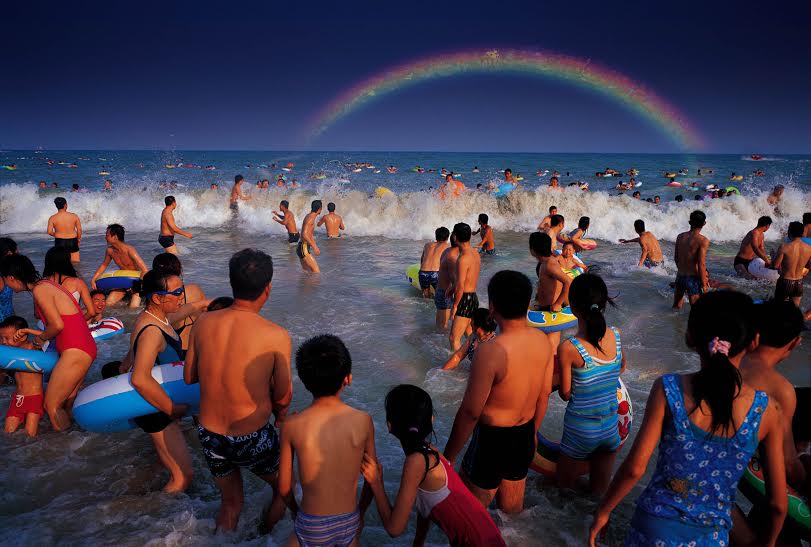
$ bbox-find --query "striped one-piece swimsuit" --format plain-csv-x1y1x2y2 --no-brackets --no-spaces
560,326,623,459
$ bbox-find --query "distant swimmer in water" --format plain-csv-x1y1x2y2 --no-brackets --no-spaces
297,200,322,273
733,216,772,279
472,165,480,173
419,227,450,298
537,206,558,231
766,184,784,208
619,219,665,268
549,176,560,189
103,180,113,191
632,191,641,200
90,223,149,308
504,168,517,185
317,202,346,238
440,173,465,199
435,233,460,330
47,197,82,263
773,221,811,307
473,213,495,255
449,223,481,352
672,210,709,309
209,183,218,191
159,196,193,255
272,200,299,243
229,174,251,212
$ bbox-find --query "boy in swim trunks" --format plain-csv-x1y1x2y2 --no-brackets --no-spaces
158,196,193,255
272,200,300,243
672,210,709,309
297,201,322,273
47,196,82,263
619,219,664,268
733,216,772,278
449,223,481,351
473,213,495,255
185,249,292,532
90,224,149,308
419,227,450,298
317,202,346,238
773,221,811,307
229,174,251,212
444,270,553,513
435,234,459,329
1,316,44,437
278,335,376,547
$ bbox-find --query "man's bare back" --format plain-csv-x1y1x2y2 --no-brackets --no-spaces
675,231,709,277
318,212,345,238
536,257,569,311
421,241,449,272
437,246,459,291
774,239,811,280
640,232,664,262
48,210,81,239
736,229,767,262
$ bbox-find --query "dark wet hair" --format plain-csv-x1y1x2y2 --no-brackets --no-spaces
280,200,289,208
43,246,78,279
687,291,754,437
472,307,497,332
107,223,125,241
488,270,532,319
90,289,105,298
0,254,40,285
296,334,352,397
569,273,614,352
504,168,512,174
634,219,645,233
435,227,450,241
478,213,488,224
689,210,706,229
452,222,472,243
207,296,234,311
72,183,79,190
235,174,244,183
54,197,67,210
757,215,772,228
152,253,182,276
0,315,29,331
803,212,811,225
385,384,439,469
578,216,590,230
327,202,336,212
549,205,557,213
311,200,322,213
787,221,804,239
165,195,176,206
229,248,273,300
529,231,552,257
562,241,575,250
0,237,17,257
139,269,174,300
754,300,803,348
550,214,564,227
675,195,684,202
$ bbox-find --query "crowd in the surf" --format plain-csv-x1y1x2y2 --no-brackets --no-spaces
0,189,809,546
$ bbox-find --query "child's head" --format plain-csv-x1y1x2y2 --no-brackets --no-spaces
753,300,804,356
472,307,497,338
568,273,613,351
296,335,352,397
385,384,434,455
0,315,29,346
488,270,533,321
90,290,107,315
687,291,755,436
561,241,575,258
207,296,234,311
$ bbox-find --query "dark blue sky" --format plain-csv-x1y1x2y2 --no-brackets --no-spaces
2,0,809,153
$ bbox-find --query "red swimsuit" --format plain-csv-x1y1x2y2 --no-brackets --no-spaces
35,280,97,360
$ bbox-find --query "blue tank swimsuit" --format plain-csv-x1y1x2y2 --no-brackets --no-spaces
560,327,623,459
626,374,767,547
0,284,13,322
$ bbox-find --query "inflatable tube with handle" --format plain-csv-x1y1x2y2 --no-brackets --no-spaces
406,263,421,290
527,307,578,333
0,344,59,373
738,455,810,539
96,270,141,291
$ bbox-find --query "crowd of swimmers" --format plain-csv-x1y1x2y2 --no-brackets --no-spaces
0,179,809,546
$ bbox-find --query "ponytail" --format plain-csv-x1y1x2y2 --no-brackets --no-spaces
385,385,439,468
691,352,742,437
583,304,608,351
568,272,614,351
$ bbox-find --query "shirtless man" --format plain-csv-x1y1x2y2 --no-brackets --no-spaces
229,174,251,212
47,197,82,263
733,216,772,278
278,335,375,546
90,224,149,307
473,213,495,255
548,176,560,189
504,168,517,185
672,210,710,309
449,223,481,352
418,227,450,298
317,202,346,238
272,200,299,244
530,232,572,351
444,270,553,513
773,221,811,307
184,248,292,532
158,196,192,255
435,234,459,329
537,206,557,231
544,214,566,252
766,184,784,207
297,200,322,273
803,212,811,238
619,219,664,268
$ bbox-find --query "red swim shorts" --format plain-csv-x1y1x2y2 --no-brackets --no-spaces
5,392,44,420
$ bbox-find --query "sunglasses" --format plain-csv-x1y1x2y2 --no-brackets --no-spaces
153,286,185,297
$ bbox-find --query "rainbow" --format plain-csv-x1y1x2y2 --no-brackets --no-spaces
307,49,705,150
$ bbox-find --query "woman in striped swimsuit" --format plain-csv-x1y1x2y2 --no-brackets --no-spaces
557,273,626,495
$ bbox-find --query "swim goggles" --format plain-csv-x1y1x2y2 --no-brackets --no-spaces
153,286,185,297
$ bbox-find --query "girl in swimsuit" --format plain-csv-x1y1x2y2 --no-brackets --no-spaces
43,246,96,322
361,385,506,547
441,308,496,371
0,254,96,431
151,253,207,352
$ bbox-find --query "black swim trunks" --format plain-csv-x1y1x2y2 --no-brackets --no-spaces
418,270,439,291
54,237,79,253
158,235,175,249
197,420,280,478
462,420,536,490
643,257,664,268
296,240,310,260
733,255,753,271
434,287,453,310
288,232,301,244
455,292,479,318
775,277,803,301
675,274,703,296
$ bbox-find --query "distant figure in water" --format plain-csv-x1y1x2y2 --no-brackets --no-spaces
229,174,250,212
297,200,322,273
47,197,82,263
159,196,193,255
767,184,784,208
619,219,664,268
272,200,299,244
473,213,495,255
317,202,346,238
672,211,709,309
418,226,450,298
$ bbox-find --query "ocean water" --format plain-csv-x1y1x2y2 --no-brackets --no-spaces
0,150,809,546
